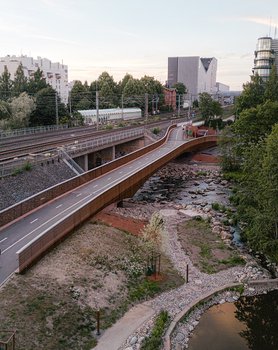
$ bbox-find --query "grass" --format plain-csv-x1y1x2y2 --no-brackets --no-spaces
141,310,169,350
177,218,246,274
0,222,184,350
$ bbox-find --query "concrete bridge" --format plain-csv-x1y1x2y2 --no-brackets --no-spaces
0,125,218,285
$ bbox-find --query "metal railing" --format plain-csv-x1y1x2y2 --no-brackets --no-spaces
0,127,145,177
0,124,68,139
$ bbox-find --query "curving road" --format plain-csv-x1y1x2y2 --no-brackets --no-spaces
0,126,187,285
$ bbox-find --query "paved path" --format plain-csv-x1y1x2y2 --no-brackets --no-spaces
93,303,155,350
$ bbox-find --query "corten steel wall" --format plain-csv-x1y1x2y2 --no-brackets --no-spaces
17,135,218,272
0,126,176,228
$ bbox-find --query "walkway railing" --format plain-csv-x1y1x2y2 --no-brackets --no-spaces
0,124,68,139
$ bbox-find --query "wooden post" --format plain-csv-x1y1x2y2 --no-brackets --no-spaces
96,310,100,335
186,264,189,283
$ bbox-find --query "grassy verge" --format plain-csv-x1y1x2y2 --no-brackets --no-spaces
178,218,245,274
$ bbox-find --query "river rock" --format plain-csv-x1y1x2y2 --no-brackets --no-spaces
176,332,185,342
130,336,138,345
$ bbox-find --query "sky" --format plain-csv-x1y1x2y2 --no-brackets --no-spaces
1,0,278,91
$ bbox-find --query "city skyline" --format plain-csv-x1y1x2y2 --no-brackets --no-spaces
1,0,278,91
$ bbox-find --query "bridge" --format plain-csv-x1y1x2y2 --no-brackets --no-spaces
0,125,218,285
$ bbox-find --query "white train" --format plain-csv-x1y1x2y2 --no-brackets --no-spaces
78,108,142,125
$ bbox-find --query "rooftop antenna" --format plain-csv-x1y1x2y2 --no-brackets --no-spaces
269,16,272,37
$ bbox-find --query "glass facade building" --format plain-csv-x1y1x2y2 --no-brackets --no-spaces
253,37,278,81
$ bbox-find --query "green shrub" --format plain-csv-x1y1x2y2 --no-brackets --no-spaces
141,310,169,350
152,127,161,135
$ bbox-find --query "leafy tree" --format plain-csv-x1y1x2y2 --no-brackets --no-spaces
97,72,119,108
219,125,241,171
232,100,278,157
235,74,265,116
26,68,48,94
29,86,57,126
9,92,36,128
199,92,222,122
118,73,133,94
172,82,187,95
70,80,91,111
140,75,163,95
264,65,278,102
13,63,28,96
0,66,13,100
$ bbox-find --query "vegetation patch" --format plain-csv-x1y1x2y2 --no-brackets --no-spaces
0,219,183,349
177,218,245,274
141,310,170,350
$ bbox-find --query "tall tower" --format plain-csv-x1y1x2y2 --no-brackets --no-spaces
253,37,278,80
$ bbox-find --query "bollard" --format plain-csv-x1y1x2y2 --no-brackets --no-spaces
96,310,100,335
186,264,189,283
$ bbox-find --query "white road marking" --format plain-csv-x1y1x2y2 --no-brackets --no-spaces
56,204,62,209
3,133,188,256
76,193,82,197
30,219,38,224
2,192,95,255
0,237,7,243
108,177,111,180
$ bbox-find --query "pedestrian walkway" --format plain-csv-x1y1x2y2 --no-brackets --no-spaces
93,303,155,350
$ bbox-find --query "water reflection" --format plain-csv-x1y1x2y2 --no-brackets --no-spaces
188,290,278,350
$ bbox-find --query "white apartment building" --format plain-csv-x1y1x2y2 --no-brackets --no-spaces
0,55,69,103
168,56,217,101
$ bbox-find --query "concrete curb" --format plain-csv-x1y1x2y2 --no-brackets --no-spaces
163,279,278,350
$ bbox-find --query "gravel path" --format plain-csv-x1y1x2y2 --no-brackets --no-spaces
119,209,271,350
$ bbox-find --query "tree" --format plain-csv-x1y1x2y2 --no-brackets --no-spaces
118,73,133,94
199,92,222,122
97,72,119,108
141,212,164,254
70,80,91,111
172,82,187,95
29,86,57,126
9,92,36,128
232,100,278,157
140,76,163,95
0,66,13,100
26,68,48,94
264,65,278,102
235,74,265,116
13,63,28,96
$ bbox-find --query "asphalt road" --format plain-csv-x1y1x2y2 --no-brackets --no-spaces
0,126,186,285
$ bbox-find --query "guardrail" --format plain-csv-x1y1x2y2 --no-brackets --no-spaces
0,128,145,178
0,124,68,139
0,125,175,227
16,133,218,273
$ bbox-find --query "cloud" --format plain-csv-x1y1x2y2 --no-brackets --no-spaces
240,16,278,28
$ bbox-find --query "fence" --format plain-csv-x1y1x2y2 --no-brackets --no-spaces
0,128,145,178
0,124,68,139
16,133,218,273
0,126,175,227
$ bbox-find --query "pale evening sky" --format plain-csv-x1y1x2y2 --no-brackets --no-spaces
1,0,278,90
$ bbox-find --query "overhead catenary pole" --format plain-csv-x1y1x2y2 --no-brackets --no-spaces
178,94,181,117
144,93,148,123
121,94,124,119
55,92,59,126
96,90,99,131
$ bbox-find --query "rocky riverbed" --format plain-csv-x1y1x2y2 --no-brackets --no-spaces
108,160,276,350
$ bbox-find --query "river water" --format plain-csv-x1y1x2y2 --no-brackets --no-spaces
133,155,278,349
188,290,278,350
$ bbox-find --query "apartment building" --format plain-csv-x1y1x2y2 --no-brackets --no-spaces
0,55,69,103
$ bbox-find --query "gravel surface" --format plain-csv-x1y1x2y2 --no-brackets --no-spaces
0,162,76,210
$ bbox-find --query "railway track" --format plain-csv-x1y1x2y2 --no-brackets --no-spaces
0,116,188,162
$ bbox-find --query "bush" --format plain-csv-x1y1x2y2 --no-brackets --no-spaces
141,310,169,350
152,127,161,135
